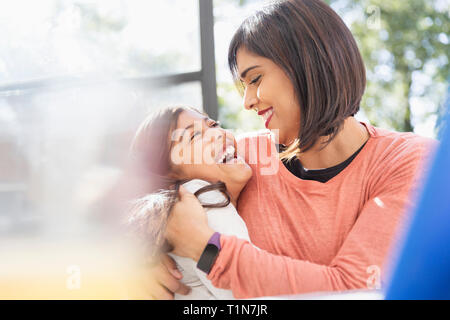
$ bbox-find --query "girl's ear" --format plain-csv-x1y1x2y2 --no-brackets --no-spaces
167,166,182,181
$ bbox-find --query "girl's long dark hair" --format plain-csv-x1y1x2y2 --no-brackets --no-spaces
126,106,231,258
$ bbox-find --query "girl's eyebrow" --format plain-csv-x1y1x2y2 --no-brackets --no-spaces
240,65,260,79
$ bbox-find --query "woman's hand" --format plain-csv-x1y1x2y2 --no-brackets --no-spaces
166,186,215,261
143,254,191,299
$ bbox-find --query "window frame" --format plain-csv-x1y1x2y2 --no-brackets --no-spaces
0,0,219,119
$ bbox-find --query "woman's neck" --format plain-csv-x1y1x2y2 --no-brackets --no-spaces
297,117,370,170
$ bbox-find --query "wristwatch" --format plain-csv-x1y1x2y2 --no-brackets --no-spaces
196,232,221,274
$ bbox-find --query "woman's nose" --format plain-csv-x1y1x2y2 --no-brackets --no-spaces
243,87,259,111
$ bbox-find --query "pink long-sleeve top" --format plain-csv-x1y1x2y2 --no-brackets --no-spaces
207,122,437,299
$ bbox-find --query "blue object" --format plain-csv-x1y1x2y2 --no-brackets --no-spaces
386,88,450,299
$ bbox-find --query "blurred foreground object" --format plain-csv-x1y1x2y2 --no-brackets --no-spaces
386,90,450,299
0,238,150,299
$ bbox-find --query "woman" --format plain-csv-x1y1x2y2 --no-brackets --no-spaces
157,0,437,299
126,106,257,299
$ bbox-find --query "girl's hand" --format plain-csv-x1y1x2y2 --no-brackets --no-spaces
142,254,191,299
166,186,215,261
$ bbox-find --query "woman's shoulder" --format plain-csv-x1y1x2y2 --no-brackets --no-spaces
236,129,273,147
365,122,437,149
362,122,438,181
236,130,278,168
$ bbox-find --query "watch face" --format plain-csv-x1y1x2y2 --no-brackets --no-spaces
197,244,220,274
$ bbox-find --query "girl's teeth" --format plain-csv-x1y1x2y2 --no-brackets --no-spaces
217,145,236,164
227,155,245,164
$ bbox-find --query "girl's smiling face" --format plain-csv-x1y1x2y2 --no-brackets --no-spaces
236,47,301,146
169,109,252,189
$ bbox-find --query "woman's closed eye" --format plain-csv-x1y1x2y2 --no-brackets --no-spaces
249,75,261,85
238,75,261,89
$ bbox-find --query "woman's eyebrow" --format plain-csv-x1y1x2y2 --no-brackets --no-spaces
240,65,260,79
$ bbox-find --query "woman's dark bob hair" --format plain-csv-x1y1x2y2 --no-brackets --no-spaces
228,0,366,156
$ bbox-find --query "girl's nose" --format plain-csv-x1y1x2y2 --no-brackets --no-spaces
204,126,225,143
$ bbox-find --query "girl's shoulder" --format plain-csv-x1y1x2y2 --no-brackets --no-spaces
182,179,229,205
181,179,211,193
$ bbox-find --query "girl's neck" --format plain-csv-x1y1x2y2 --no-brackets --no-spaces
227,181,245,207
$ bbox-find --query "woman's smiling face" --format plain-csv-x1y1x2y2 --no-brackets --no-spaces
236,47,301,146
169,109,252,187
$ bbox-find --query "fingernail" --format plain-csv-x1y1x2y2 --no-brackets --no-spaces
170,268,183,279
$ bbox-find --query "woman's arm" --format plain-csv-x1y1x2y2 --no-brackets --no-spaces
207,186,407,298
169,182,415,298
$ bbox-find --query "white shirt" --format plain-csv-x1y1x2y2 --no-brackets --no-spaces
169,179,252,300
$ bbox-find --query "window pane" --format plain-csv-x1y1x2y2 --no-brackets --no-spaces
0,0,200,84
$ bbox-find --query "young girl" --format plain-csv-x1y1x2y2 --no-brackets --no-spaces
125,106,255,299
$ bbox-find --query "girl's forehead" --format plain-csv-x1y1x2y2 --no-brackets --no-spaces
177,109,208,128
